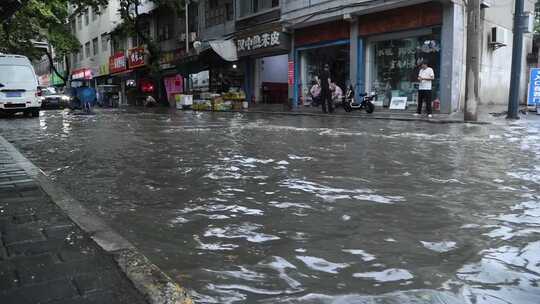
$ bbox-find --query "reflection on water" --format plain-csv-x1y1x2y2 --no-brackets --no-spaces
1,109,540,303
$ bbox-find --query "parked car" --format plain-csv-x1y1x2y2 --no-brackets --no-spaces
41,87,71,109
0,54,41,117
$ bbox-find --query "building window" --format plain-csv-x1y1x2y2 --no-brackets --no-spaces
77,14,82,30
70,18,76,33
112,37,126,53
79,47,83,61
84,42,91,58
84,9,89,26
131,35,138,48
369,30,441,106
298,43,350,106
101,34,109,52
92,37,99,55
206,0,232,28
158,23,173,41
239,0,279,18
225,3,233,20
91,6,99,21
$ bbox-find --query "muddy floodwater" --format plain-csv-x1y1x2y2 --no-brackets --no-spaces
1,109,540,304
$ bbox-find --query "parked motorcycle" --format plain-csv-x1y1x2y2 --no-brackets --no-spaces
343,86,376,114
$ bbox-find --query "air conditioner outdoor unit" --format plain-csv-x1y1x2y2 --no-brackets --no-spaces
490,26,509,49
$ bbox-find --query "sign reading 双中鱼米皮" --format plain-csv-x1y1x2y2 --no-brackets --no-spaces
527,68,540,109
236,29,290,57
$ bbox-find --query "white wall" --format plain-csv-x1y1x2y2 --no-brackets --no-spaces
260,54,288,83
71,1,123,77
479,0,535,106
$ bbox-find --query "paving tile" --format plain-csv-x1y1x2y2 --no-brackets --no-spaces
17,256,115,285
3,227,45,245
0,278,79,304
0,143,147,304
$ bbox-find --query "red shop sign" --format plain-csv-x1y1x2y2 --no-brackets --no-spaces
288,60,294,86
109,52,127,74
128,47,146,69
71,68,93,80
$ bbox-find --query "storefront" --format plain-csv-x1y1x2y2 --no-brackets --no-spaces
290,2,446,111
361,3,443,109
172,42,247,111
293,21,350,107
236,25,291,104
108,51,130,105
160,48,187,106
71,68,93,84
107,47,154,106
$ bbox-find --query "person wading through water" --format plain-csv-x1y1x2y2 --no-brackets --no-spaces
319,64,333,114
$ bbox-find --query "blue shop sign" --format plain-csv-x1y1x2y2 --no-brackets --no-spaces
527,68,540,107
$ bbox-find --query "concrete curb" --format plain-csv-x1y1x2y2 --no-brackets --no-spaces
0,135,193,304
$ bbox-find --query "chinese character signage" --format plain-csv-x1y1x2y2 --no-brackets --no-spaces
128,47,146,69
236,30,289,56
109,52,127,74
288,60,294,86
72,68,93,80
528,68,540,108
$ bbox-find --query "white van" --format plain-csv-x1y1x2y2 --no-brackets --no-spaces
0,54,42,117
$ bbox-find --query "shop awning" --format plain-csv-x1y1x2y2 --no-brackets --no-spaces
209,40,238,62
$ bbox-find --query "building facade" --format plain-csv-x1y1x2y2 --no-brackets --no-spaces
49,0,535,113
282,0,536,113
68,2,122,86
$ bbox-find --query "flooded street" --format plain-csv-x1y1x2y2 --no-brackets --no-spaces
1,109,540,303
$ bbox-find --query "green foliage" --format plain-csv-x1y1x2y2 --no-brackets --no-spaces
0,0,106,60
116,0,186,74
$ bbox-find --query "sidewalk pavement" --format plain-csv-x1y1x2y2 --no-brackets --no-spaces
236,103,476,123
0,146,148,304
235,103,539,124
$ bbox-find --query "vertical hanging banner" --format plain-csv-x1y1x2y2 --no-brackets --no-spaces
527,68,540,108
288,60,294,86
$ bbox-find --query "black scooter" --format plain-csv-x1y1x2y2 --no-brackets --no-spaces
343,86,376,114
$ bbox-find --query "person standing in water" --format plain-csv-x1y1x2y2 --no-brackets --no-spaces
319,64,333,114
415,60,435,118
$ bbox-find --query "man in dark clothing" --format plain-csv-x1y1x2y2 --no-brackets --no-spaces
319,64,333,113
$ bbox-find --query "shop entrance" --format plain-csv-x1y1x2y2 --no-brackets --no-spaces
368,28,441,107
254,54,288,104
298,42,350,106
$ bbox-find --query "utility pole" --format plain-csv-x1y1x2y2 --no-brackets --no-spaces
185,0,190,54
507,0,526,119
465,0,481,122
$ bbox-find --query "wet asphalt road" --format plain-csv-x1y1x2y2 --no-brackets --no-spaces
1,108,540,304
